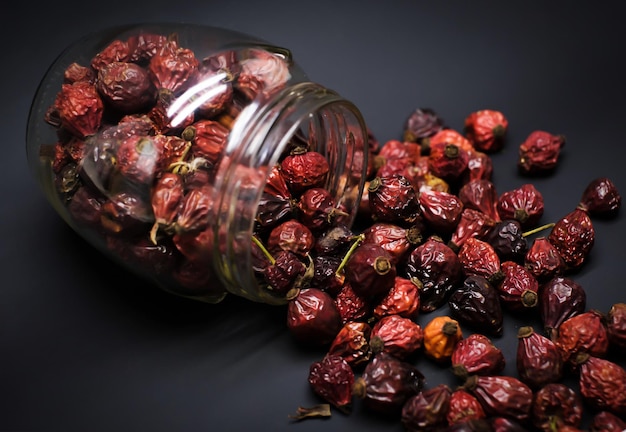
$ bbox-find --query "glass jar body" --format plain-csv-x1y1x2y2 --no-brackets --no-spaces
26,23,368,305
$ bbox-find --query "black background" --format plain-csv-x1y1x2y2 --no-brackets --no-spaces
3,2,626,431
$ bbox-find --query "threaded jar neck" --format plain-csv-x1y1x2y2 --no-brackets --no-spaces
212,81,368,304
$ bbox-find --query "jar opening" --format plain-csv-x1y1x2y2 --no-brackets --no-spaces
213,82,368,304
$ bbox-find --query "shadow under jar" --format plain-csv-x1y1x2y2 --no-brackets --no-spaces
26,23,368,305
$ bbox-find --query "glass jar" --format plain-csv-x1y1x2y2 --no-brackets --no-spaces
26,23,368,305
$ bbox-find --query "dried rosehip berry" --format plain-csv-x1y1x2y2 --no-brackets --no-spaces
422,128,474,155
150,172,184,243
369,314,423,360
447,388,486,426
518,130,565,175
418,189,464,234
606,302,626,351
484,219,528,264
64,62,95,84
327,321,371,368
448,275,504,337
280,147,329,194
531,383,583,432
459,179,501,222
309,255,343,296
255,165,294,229
428,140,470,184
368,175,421,225
267,219,314,257
524,237,566,282
401,384,452,432
405,236,462,312
116,134,163,184
263,250,306,296
67,186,105,230
148,40,199,94
184,119,229,166
53,81,104,138
579,177,622,218
402,107,445,144
589,410,626,432
353,352,425,416
236,49,291,99
96,61,156,114
375,139,421,168
287,288,342,346
451,333,505,380
458,237,504,285
343,243,396,300
539,276,587,340
308,354,355,412
548,207,595,271
175,185,214,234
496,260,539,312
449,208,496,252
462,375,533,423
574,353,626,416
423,315,463,363
463,109,508,153
334,283,370,324
497,183,545,229
372,276,420,321
516,326,563,389
90,38,131,71
297,187,344,232
463,150,493,184
489,416,529,432
554,309,609,363
362,222,422,265
148,89,194,135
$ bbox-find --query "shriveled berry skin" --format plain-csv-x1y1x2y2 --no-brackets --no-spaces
328,321,372,368
448,275,504,337
418,189,464,234
334,283,370,324
589,410,626,432
428,141,470,184
368,175,421,225
574,353,626,416
458,179,501,222
463,375,533,423
554,309,609,363
518,130,565,175
607,302,626,351
497,261,539,312
447,389,486,426
362,222,422,265
449,208,496,252
531,383,583,432
524,237,566,282
405,236,462,312
280,148,330,194
497,183,545,228
451,333,505,380
267,219,314,257
516,326,563,389
354,352,425,416
369,314,423,360
484,219,527,264
401,384,452,432
344,243,396,300
548,208,595,270
96,61,156,113
262,250,306,295
287,288,342,346
308,355,355,411
579,177,621,217
372,276,421,321
539,276,587,340
463,109,508,153
402,107,445,144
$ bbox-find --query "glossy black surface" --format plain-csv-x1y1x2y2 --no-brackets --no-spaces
3,2,626,431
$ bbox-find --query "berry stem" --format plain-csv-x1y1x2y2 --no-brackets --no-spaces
522,222,555,238
251,235,276,265
335,233,365,277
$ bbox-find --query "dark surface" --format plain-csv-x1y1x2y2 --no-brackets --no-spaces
3,2,626,431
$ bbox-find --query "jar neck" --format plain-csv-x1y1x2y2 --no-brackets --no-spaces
212,81,368,304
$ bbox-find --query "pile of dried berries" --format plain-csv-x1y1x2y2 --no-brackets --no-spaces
285,107,625,431
33,26,626,432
